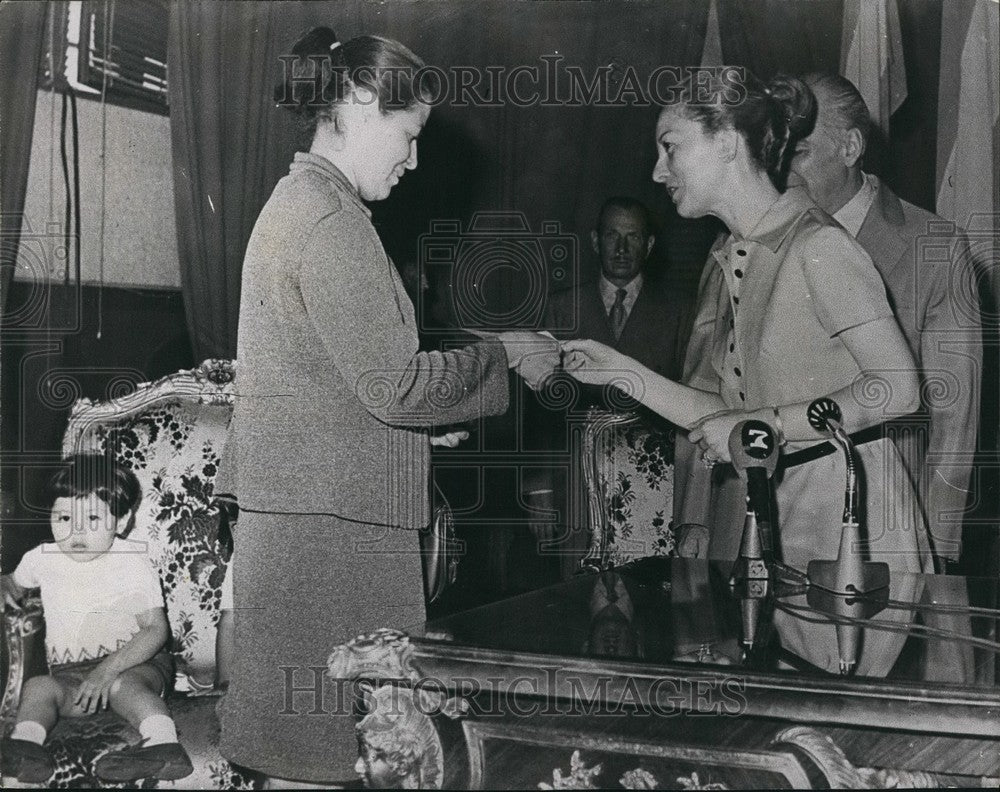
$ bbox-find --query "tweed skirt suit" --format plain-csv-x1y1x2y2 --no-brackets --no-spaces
220,153,509,780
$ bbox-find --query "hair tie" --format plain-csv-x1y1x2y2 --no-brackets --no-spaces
330,41,342,52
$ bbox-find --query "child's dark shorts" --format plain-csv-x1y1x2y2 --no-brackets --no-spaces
50,650,175,697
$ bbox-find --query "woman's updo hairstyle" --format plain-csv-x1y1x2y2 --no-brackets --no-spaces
274,26,426,143
680,71,817,190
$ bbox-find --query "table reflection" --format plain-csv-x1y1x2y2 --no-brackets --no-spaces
416,557,998,688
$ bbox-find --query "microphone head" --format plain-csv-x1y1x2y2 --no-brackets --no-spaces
807,397,843,433
728,420,779,478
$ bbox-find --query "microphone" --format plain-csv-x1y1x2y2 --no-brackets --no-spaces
806,398,859,526
804,398,890,674
729,420,780,561
728,420,779,655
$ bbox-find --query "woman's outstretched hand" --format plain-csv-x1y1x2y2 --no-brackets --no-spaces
497,331,561,391
687,410,745,465
560,339,636,387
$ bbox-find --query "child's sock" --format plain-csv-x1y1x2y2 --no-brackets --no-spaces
137,714,178,746
10,721,47,745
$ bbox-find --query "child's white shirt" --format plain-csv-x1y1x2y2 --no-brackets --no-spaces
12,539,165,666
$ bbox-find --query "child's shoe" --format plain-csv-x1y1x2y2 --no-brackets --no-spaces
1,737,55,783
94,740,194,782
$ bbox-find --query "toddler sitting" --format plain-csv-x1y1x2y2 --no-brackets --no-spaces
1,454,192,783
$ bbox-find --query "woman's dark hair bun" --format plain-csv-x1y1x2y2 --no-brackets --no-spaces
757,73,817,188
273,26,345,115
767,74,818,141
291,26,342,60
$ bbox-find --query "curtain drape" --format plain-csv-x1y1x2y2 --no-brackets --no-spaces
273,0,717,301
0,0,47,319
717,0,843,82
167,0,287,360
167,0,723,358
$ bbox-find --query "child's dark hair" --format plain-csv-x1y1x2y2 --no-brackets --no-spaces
274,26,426,146
48,454,142,527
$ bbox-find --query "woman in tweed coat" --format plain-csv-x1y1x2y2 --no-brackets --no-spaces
219,28,557,785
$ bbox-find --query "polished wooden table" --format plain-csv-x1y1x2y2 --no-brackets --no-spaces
333,558,999,789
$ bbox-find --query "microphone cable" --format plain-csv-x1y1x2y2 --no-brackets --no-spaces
773,599,1000,654
59,91,71,285
96,0,115,341
68,88,81,294
844,591,1000,620
771,561,1000,618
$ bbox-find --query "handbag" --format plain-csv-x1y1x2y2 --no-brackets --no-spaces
420,482,461,604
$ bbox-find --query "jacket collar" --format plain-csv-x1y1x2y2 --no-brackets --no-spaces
290,152,371,217
856,176,908,278
868,174,906,227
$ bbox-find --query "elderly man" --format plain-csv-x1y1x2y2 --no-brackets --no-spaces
789,73,982,573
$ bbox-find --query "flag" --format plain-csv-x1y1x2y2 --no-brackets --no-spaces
700,0,723,68
840,0,908,137
936,0,1000,236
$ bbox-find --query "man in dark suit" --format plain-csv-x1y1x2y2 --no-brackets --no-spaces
790,73,982,573
546,197,692,382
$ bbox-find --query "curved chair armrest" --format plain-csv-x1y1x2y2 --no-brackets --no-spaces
2,595,45,721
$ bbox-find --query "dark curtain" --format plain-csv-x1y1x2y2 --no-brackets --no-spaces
262,0,719,305
0,0,47,318
717,0,843,81
167,0,288,360
167,0,720,359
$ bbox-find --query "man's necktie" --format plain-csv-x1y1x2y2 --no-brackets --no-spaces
610,287,627,341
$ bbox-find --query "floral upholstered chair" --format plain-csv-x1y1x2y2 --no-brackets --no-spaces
579,410,677,571
1,360,259,789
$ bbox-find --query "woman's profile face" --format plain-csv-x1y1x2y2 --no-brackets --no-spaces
652,107,726,219
351,100,431,202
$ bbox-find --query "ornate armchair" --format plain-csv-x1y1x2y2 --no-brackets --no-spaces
579,410,677,571
2,360,259,789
